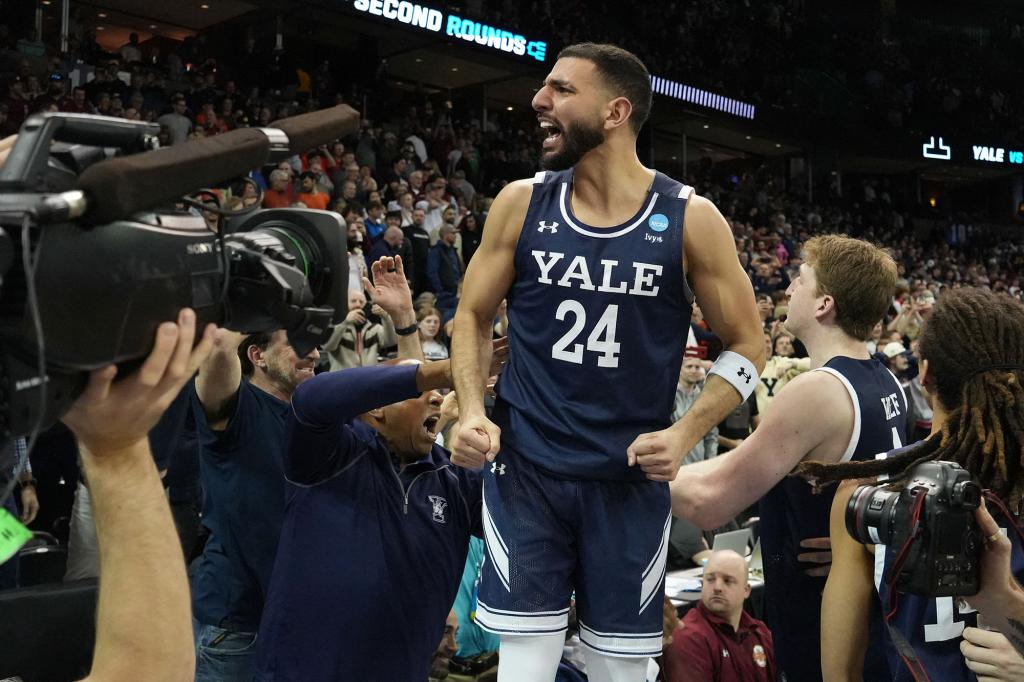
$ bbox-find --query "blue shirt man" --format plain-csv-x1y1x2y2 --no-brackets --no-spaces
427,224,462,318
190,329,320,682
255,363,482,681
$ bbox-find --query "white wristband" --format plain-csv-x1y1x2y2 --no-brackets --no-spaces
708,350,758,401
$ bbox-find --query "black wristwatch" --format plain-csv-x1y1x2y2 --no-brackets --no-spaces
395,323,419,336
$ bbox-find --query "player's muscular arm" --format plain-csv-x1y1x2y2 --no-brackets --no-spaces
627,196,765,482
821,482,873,682
195,328,245,430
450,180,530,468
669,371,846,529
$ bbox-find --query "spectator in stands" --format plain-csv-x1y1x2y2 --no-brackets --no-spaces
322,287,395,371
671,354,719,464
367,222,413,282
429,611,461,682
157,96,192,145
755,293,775,330
661,550,776,682
61,85,93,114
418,306,449,362
458,212,483,267
190,326,321,681
405,207,432,297
262,169,295,208
427,224,461,322
364,200,387,241
882,341,911,381
346,221,367,295
120,32,142,63
306,153,334,195
297,170,329,210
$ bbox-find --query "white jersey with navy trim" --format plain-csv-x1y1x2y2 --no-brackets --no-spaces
492,168,695,481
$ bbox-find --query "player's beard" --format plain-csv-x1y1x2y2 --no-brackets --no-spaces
541,116,605,171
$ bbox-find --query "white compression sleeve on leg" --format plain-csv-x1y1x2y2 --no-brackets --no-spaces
496,633,565,682
582,649,651,682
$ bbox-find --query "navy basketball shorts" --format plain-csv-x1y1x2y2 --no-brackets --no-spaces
476,445,671,658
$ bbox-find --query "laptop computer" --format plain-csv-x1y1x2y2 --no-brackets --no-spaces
711,528,752,556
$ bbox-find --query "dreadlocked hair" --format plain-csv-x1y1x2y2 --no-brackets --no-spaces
794,287,1024,514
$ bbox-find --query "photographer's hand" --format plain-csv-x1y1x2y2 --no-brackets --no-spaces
798,536,833,577
966,499,1024,658
68,309,214,682
961,627,1024,680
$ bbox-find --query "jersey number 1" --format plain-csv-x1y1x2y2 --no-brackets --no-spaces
551,300,620,368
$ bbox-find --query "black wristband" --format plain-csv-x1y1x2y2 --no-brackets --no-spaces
395,323,419,336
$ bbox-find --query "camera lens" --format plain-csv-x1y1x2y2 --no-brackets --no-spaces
846,484,901,545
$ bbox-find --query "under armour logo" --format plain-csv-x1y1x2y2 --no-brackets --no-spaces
537,220,559,233
491,462,506,475
428,495,448,524
737,368,752,384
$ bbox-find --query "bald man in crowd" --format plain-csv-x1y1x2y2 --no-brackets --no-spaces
661,551,776,682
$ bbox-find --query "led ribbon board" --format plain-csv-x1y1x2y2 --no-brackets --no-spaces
350,0,548,62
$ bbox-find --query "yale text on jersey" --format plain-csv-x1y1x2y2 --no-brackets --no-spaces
531,250,662,297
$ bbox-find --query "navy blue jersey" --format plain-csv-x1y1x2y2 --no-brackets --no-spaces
875,449,1024,681
494,169,694,481
760,356,907,681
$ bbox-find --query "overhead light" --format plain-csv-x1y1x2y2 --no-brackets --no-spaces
97,25,105,30
451,67,459,72
149,24,157,29
415,58,422,63
702,124,709,129
506,106,513,111
98,12,107,17
200,3,210,8
395,81,403,85
745,135,751,140
42,1,51,5
671,156,677,160
775,143,781,148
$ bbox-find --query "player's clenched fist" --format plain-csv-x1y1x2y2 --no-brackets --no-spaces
452,413,501,470
626,428,687,482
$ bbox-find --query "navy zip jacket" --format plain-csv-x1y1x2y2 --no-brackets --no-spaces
254,364,483,681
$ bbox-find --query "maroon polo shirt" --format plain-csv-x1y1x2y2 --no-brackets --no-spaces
662,602,777,682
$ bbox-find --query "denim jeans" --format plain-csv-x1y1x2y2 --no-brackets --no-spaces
193,619,258,682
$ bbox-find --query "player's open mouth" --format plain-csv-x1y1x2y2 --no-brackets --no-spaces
423,415,439,436
540,120,562,150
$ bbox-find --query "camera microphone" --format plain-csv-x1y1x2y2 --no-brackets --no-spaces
75,105,359,225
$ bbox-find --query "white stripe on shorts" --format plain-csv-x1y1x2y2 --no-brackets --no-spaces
481,492,511,592
639,513,671,614
476,600,569,634
578,622,663,657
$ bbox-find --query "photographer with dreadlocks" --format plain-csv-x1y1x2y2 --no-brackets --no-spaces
796,287,1024,682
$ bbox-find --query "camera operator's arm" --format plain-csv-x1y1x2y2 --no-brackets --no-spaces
820,481,874,682
194,328,245,429
363,256,423,362
66,310,215,682
966,499,1024,658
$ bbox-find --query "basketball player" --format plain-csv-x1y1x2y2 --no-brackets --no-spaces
794,287,1024,681
450,43,765,682
669,234,905,681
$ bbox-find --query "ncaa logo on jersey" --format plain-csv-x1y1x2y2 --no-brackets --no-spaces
752,645,767,668
428,495,448,524
538,220,559,233
648,213,669,232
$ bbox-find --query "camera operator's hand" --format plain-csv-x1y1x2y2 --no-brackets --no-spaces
961,627,1024,680
0,134,15,168
19,480,38,524
798,536,832,577
61,309,216,454
363,256,415,329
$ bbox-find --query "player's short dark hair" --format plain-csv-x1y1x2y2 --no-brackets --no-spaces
557,43,652,134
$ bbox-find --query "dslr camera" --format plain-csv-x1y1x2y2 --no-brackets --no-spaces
846,460,982,596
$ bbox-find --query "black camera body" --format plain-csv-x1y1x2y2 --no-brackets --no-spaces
846,460,982,596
